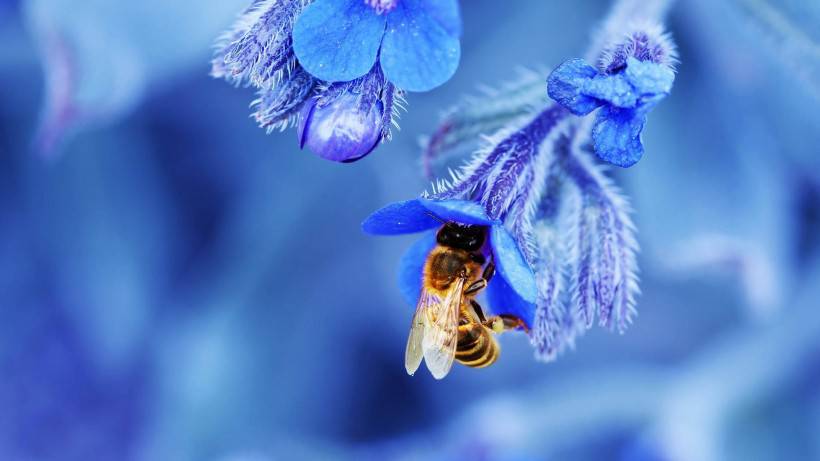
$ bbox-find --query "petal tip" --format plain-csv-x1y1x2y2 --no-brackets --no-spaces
362,199,439,235
380,4,461,92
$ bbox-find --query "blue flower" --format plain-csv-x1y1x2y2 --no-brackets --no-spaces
212,0,405,161
293,0,461,92
362,198,538,328
548,53,675,167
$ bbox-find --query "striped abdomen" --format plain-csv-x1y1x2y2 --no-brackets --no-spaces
455,323,499,368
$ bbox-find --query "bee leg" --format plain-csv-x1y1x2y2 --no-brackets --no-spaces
464,279,487,296
482,259,495,283
500,314,529,333
463,260,496,296
470,299,488,324
484,314,529,334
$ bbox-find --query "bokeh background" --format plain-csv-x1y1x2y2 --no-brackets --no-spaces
1,0,819,460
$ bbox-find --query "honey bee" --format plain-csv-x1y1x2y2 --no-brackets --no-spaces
405,221,526,379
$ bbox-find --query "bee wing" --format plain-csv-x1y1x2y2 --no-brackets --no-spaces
405,290,433,376
420,276,465,380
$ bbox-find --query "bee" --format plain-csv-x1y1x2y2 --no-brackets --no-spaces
405,221,526,379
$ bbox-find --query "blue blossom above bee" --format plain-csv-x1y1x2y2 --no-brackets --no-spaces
548,27,677,167
293,0,461,92
363,198,538,327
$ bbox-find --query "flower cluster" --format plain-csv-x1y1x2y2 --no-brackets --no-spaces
212,0,461,162
367,21,677,362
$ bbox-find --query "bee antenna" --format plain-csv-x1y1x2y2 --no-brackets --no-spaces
425,211,447,224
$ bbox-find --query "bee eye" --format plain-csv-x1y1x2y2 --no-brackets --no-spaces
436,231,450,245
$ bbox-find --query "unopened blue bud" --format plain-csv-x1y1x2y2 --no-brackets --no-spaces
298,92,384,163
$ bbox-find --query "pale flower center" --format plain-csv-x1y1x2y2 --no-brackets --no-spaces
364,0,397,14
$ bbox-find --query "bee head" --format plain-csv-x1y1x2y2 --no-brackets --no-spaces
436,223,486,252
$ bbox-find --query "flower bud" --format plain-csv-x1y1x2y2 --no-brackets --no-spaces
298,93,384,163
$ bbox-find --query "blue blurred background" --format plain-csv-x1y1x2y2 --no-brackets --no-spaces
1,1,819,460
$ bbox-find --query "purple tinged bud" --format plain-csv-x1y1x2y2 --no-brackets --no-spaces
298,93,384,163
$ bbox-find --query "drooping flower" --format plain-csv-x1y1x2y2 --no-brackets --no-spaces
293,0,462,92
548,27,677,167
362,198,538,327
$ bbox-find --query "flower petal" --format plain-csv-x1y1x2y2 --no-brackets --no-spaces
581,74,637,109
592,105,646,168
548,58,656,112
420,0,462,37
380,0,460,92
420,199,496,226
486,272,536,329
624,57,675,97
547,58,603,115
397,232,437,306
292,0,386,83
489,226,537,304
362,199,440,235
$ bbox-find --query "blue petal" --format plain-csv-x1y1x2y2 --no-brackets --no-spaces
624,57,675,98
592,106,646,168
292,0,386,82
547,58,602,115
489,226,537,304
420,0,462,37
397,232,437,306
420,199,496,226
361,199,440,235
486,272,536,329
380,0,461,91
581,74,638,109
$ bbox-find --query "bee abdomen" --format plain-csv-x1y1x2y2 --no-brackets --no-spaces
455,325,499,368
